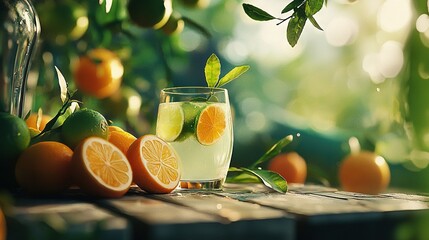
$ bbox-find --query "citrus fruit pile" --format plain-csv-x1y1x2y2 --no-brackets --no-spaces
0,108,181,198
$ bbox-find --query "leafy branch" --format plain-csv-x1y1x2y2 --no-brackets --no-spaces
242,0,326,47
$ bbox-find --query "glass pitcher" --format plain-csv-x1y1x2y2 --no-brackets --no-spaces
0,0,40,117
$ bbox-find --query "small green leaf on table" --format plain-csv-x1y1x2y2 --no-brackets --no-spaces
250,135,294,168
229,167,288,193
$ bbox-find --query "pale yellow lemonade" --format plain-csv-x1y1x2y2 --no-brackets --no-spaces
156,101,233,189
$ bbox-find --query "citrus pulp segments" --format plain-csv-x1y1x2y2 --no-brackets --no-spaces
175,101,205,141
138,135,180,190
81,137,133,191
196,104,227,145
156,102,185,142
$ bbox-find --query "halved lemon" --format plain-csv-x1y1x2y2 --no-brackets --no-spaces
72,137,133,198
196,104,226,145
156,102,184,142
127,134,180,193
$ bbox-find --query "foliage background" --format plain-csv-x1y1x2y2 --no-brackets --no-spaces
27,0,429,190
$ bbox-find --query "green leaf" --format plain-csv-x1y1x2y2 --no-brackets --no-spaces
250,135,294,168
99,0,113,13
226,170,260,183
242,4,276,21
282,0,305,14
204,54,221,88
305,0,324,16
287,10,307,47
217,65,250,87
308,15,323,31
54,66,68,104
36,108,43,130
240,167,288,193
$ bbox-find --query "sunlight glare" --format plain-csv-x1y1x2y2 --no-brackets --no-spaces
377,0,412,32
378,41,403,78
416,14,429,33
325,16,358,47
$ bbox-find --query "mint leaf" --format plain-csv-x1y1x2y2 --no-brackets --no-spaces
240,167,288,193
217,65,250,87
205,54,221,88
250,135,294,168
282,0,305,13
287,10,307,47
305,0,324,16
243,4,276,21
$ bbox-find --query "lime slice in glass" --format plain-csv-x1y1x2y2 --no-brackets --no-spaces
156,103,185,142
176,101,205,142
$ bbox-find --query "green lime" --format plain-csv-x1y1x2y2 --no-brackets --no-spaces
160,12,185,35
0,112,31,189
156,102,184,142
36,0,88,42
175,102,205,141
179,0,210,8
61,108,109,149
127,0,172,29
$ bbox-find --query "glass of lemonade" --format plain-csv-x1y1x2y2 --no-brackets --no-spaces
156,87,233,190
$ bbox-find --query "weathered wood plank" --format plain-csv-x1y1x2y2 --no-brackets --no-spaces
8,199,130,240
6,184,429,240
99,187,295,240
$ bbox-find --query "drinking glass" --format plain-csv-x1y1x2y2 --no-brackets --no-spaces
156,87,233,190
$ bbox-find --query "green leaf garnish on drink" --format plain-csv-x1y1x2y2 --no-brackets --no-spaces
204,53,250,88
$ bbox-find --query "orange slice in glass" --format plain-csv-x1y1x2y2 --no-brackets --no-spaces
72,137,133,198
196,104,226,145
127,134,180,193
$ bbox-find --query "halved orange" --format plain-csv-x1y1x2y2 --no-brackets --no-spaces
71,137,133,198
196,104,226,145
127,134,180,193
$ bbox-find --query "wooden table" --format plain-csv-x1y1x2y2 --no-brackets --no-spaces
5,184,429,240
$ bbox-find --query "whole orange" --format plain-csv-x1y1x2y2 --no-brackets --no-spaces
73,48,124,99
267,152,307,184
108,128,137,155
25,113,52,131
339,151,390,195
15,141,73,195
